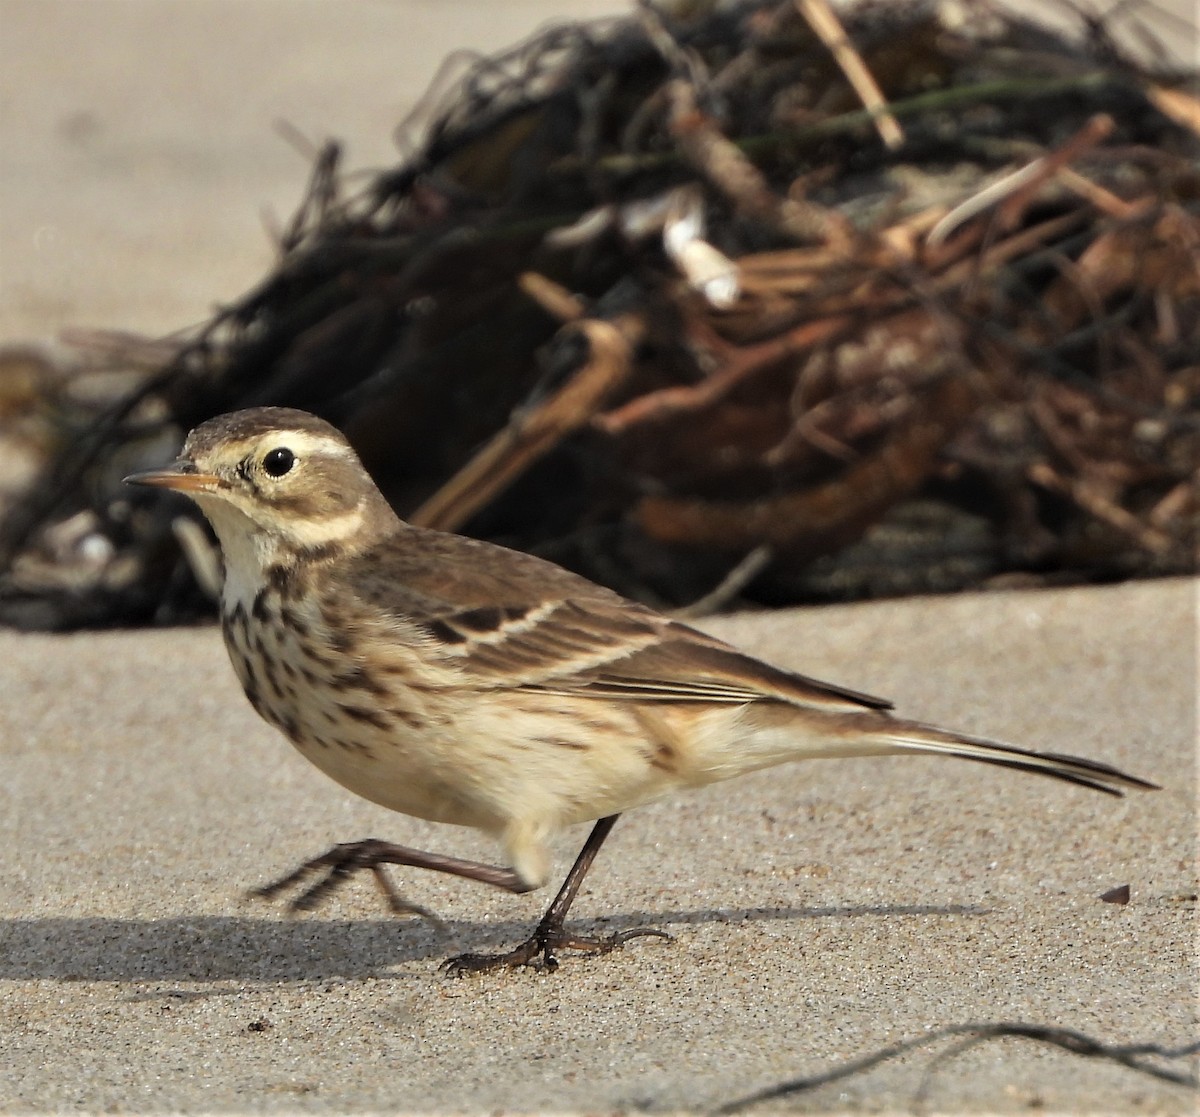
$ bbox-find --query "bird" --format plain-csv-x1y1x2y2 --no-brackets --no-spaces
125,406,1157,972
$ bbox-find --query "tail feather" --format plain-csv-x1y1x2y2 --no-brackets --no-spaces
885,721,1159,797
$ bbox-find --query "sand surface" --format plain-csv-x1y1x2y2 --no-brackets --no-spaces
0,1,1196,1112
1,578,1196,1111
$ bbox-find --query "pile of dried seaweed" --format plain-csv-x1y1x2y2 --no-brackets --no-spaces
1,0,1197,629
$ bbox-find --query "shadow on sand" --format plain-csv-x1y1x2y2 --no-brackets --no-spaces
0,901,987,982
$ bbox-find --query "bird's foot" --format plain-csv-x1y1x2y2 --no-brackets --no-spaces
249,839,447,932
443,921,670,974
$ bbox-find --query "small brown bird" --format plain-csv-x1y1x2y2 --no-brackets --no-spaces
126,407,1156,971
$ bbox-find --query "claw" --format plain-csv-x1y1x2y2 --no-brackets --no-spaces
443,922,671,975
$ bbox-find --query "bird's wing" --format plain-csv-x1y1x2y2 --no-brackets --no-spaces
346,528,891,713
542,628,894,711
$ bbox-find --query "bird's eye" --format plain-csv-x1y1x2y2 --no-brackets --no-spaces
262,447,295,478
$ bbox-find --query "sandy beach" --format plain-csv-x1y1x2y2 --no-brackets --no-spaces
0,1,1196,1111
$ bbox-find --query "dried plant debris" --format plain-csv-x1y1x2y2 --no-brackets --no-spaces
0,0,1197,629
715,1021,1200,1112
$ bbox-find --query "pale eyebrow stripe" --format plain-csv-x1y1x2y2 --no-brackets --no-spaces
268,430,357,459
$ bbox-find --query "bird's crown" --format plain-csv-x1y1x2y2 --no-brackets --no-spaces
181,406,348,461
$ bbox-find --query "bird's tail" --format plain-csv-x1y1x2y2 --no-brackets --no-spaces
724,704,1158,796
864,719,1158,796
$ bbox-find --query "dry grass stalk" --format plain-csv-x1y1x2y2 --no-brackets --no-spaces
412,314,644,532
793,0,903,150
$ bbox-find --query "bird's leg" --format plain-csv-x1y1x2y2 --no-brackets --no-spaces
444,814,671,974
250,837,533,925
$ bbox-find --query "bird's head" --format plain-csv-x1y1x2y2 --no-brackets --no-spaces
125,407,397,564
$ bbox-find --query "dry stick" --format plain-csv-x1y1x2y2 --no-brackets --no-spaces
734,208,942,299
736,205,946,285
593,313,854,435
910,1027,1197,1114
596,225,974,437
763,395,862,467
276,139,341,253
665,79,850,246
409,314,642,533
673,544,775,620
1148,480,1195,530
1027,461,1171,554
716,1023,1200,1113
995,113,1116,227
1039,248,1117,372
595,206,1056,437
1145,84,1200,138
1056,166,1150,220
1029,390,1097,472
517,271,587,322
735,246,843,276
927,114,1114,247
599,204,1089,440
929,209,1091,292
635,0,706,87
552,72,1119,181
635,373,978,551
602,126,1133,440
1156,286,1181,347
794,0,903,150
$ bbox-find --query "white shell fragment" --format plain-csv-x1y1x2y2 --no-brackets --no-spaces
662,186,740,308
546,186,740,308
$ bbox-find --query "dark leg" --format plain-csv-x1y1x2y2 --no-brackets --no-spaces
444,814,671,974
250,837,533,925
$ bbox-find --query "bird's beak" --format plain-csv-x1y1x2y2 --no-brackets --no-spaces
124,461,222,493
